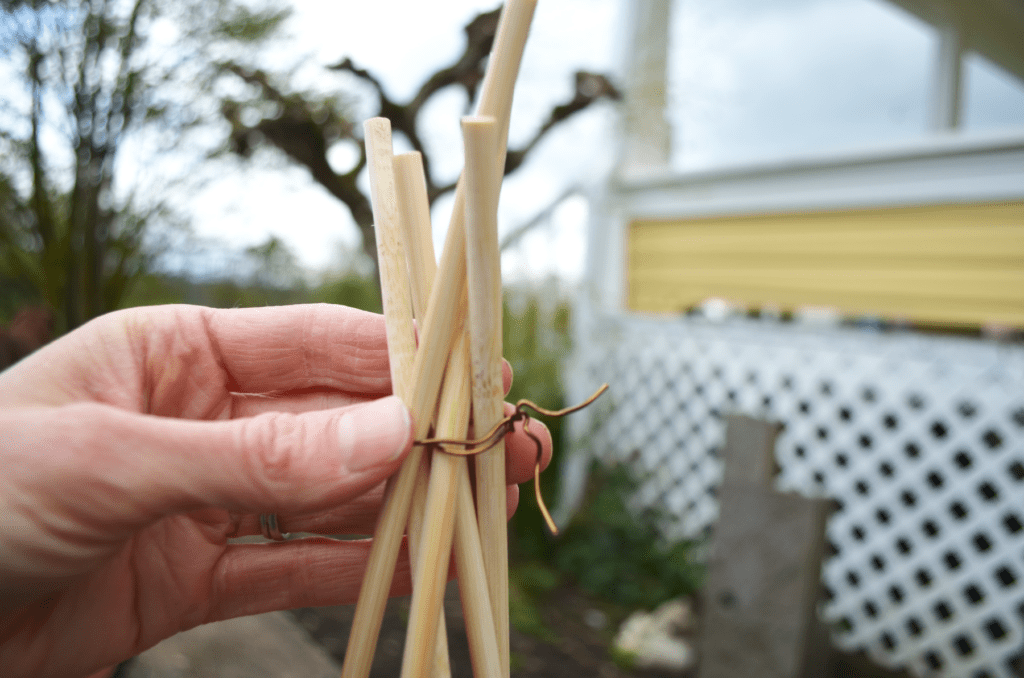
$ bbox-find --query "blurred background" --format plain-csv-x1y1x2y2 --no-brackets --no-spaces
1,0,1022,676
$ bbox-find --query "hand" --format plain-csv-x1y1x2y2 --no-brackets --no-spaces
0,304,551,678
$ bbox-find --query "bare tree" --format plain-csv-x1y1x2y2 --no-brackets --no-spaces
219,6,620,268
0,0,288,331
0,0,159,331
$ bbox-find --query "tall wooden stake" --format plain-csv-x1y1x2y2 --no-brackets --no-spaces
395,153,503,678
341,2,537,675
461,115,509,678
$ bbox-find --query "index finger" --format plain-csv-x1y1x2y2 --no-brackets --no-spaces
0,304,393,412
203,304,393,396
0,304,514,415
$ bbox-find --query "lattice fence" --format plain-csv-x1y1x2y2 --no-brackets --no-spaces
566,315,1024,678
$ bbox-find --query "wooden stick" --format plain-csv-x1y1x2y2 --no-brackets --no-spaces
341,118,446,678
342,4,537,675
395,153,502,678
407,451,452,678
445,7,535,668
394,152,454,678
395,152,453,678
402,4,535,667
394,153,438,324
453,454,504,678
400,334,468,678
461,115,509,678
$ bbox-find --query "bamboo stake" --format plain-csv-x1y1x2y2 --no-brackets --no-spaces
453,458,503,678
394,153,438,324
396,152,453,678
341,118,450,678
342,3,536,675
449,7,535,669
461,115,509,678
414,4,535,670
395,153,502,678
407,453,451,678
396,152,456,678
362,118,416,434
400,334,469,678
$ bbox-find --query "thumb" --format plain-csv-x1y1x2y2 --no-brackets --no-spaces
55,396,413,523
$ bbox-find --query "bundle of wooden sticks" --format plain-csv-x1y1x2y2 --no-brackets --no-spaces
339,1,541,676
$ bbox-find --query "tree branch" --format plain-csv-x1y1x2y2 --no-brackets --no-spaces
221,8,620,271
504,71,620,175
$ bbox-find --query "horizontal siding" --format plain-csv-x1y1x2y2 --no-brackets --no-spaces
627,201,1024,327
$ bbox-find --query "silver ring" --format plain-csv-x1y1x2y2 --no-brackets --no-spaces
259,513,289,541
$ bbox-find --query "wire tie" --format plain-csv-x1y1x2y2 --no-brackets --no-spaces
415,383,609,535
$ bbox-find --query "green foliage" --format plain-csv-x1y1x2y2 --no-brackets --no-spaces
308,273,382,314
119,234,382,313
121,266,382,314
552,463,704,610
608,646,640,671
501,289,702,612
213,5,290,42
508,575,555,641
512,560,561,595
0,0,305,333
504,290,573,562
0,275,39,324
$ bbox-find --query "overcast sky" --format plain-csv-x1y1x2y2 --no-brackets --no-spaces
180,0,1024,282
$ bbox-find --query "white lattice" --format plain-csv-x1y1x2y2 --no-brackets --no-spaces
567,315,1024,678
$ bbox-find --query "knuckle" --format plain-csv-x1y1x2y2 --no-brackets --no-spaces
240,411,308,487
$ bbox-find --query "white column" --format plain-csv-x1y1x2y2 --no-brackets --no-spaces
931,18,963,131
619,0,673,176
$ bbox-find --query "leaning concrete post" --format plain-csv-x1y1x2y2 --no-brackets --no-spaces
699,415,834,678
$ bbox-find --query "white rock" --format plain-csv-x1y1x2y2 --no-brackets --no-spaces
613,598,697,671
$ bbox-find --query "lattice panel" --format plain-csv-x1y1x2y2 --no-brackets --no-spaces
566,316,1024,678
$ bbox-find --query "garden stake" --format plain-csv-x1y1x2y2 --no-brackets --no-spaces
395,152,503,678
341,118,426,678
395,152,454,678
342,2,537,676
460,115,510,678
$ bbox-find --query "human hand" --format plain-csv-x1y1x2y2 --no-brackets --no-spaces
0,304,550,678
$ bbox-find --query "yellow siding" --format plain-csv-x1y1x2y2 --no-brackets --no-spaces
627,201,1024,327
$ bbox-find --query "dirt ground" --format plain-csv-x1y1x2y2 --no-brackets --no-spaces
289,583,688,678
120,581,910,678
121,582,690,678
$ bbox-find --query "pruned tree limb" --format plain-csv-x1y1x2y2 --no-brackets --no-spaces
219,6,620,269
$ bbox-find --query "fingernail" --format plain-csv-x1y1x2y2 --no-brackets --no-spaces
342,396,412,473
501,359,513,393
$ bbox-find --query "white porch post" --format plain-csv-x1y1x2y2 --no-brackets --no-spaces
619,0,674,176
931,14,963,131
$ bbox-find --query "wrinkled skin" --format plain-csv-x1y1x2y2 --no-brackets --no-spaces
0,304,549,678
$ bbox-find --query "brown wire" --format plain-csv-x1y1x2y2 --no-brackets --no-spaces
414,383,609,535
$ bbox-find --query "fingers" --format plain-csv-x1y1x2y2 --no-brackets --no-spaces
200,304,394,396
503,401,553,485
229,486,386,537
204,538,415,623
0,304,396,411
507,483,520,519
228,390,548,492
48,396,413,530
502,359,513,395
230,482,522,539
230,389,373,418
0,303,516,417
205,489,518,623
